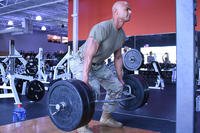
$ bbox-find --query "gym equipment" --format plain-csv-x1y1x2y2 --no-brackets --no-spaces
148,61,165,90
15,79,25,93
26,80,45,101
0,40,23,104
0,40,46,104
53,46,72,80
47,74,149,131
14,78,45,101
123,49,144,71
35,48,48,83
47,79,95,131
24,48,51,83
119,74,149,110
25,60,38,76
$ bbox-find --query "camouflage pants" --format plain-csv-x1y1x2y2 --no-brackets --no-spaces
69,54,123,113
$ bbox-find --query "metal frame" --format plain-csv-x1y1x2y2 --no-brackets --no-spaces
72,0,79,53
53,46,72,80
35,48,48,83
148,61,165,90
0,40,34,104
176,0,195,133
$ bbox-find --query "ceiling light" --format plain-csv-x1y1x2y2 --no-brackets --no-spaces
36,15,42,21
41,26,46,31
7,20,14,26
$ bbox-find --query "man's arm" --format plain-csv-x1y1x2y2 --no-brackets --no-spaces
114,48,124,85
83,37,99,85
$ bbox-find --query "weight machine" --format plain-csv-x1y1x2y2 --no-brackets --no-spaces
35,48,48,83
148,61,165,90
0,40,33,104
0,40,46,103
53,45,72,80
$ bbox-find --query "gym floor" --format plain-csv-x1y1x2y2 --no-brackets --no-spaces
1,81,199,133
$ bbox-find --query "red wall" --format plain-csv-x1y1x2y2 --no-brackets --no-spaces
68,0,199,40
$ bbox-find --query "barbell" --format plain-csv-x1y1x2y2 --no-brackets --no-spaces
47,74,149,131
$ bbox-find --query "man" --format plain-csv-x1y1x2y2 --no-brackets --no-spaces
162,52,170,64
69,1,132,132
147,51,156,64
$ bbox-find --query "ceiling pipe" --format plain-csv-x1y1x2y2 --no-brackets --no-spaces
0,27,23,34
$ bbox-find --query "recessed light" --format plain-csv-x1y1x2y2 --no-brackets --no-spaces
36,16,42,21
7,20,14,26
41,26,46,31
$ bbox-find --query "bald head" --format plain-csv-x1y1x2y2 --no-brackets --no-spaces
112,1,129,13
112,1,131,23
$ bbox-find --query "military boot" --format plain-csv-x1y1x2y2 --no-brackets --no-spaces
77,125,93,133
100,111,123,128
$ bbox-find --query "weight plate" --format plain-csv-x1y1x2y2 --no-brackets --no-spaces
123,49,144,71
15,79,24,93
25,61,38,76
119,74,149,110
47,79,94,131
26,80,45,101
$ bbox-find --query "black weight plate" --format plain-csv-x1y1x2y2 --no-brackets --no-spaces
81,82,95,126
48,79,62,89
70,80,94,127
0,78,3,86
71,80,95,126
119,74,149,110
132,75,149,107
25,61,38,76
15,79,24,93
26,80,45,101
47,80,89,131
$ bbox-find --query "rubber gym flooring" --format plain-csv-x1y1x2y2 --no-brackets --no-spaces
0,82,199,133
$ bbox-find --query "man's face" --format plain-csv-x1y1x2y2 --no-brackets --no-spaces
117,2,132,22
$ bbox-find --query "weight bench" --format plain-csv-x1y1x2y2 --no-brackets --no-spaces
148,61,165,90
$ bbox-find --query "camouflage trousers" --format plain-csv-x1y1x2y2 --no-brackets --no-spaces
69,53,123,113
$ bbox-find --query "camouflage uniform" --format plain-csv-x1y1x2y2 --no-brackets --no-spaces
70,53,123,113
